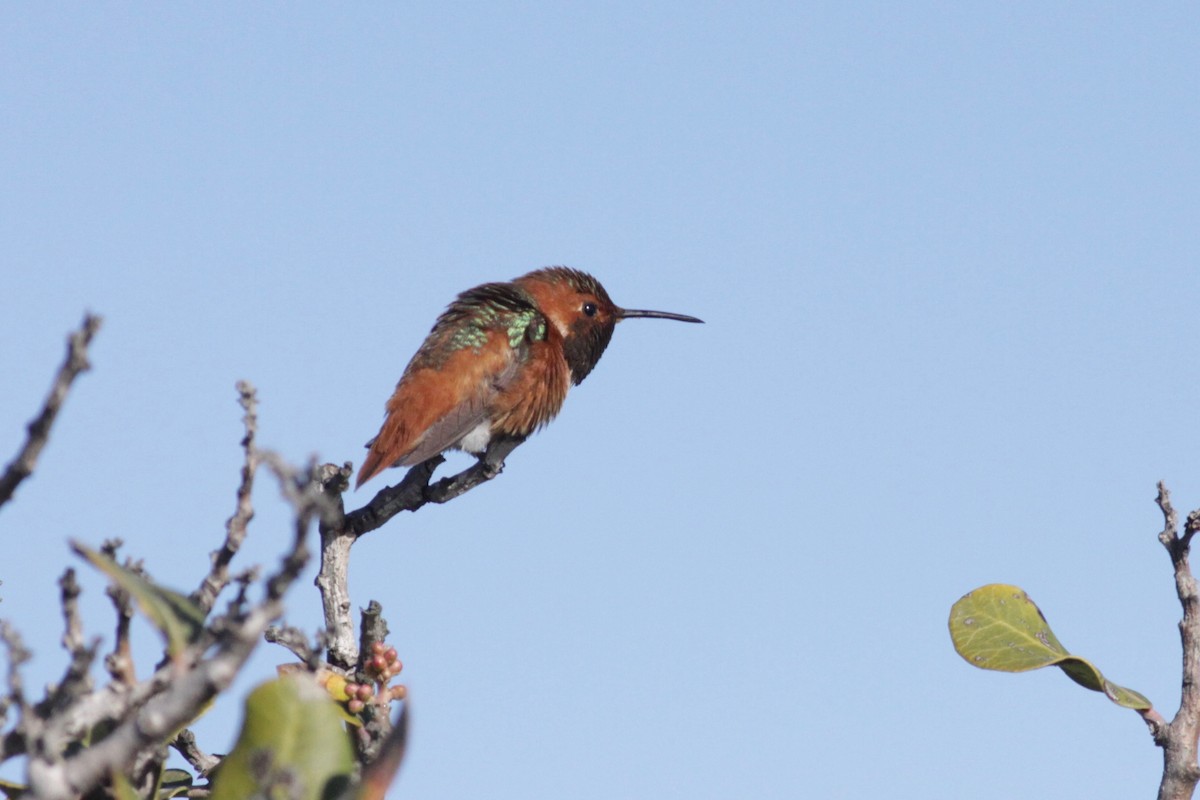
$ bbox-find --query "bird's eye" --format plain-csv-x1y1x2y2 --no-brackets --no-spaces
582,301,598,317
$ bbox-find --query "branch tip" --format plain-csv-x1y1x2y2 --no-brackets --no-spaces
0,314,103,510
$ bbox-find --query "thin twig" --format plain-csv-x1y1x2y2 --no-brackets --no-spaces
346,435,524,538
348,704,408,800
0,621,35,760
357,601,390,678
171,728,220,776
34,569,100,719
102,541,137,686
350,601,396,764
58,569,85,654
264,625,319,667
1185,509,1200,549
193,381,259,614
0,314,102,510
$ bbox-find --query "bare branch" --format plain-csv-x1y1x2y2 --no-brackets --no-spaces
349,704,408,800
1186,509,1200,549
57,569,85,655
171,728,220,777
1153,482,1200,800
316,436,523,667
0,314,102,511
356,601,390,676
264,625,321,668
346,435,524,539
193,381,259,614
34,570,101,721
314,464,355,669
1159,483,1180,548
0,621,36,763
102,541,137,687
34,605,275,799
3,368,452,794
26,452,320,800
351,601,395,763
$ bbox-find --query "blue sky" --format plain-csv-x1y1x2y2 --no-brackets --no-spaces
2,3,1198,797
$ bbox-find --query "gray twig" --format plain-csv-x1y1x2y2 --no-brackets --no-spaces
57,569,85,654
34,569,100,720
0,314,101,510
0,622,30,721
264,625,321,668
171,728,221,776
193,381,260,614
101,541,136,686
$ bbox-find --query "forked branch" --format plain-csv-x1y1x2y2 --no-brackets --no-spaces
315,436,524,667
1154,483,1200,800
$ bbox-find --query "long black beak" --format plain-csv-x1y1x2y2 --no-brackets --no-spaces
617,308,704,324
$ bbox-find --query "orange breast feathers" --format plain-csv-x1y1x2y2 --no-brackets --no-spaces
489,334,571,439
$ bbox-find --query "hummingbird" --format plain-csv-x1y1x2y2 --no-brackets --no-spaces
356,266,703,488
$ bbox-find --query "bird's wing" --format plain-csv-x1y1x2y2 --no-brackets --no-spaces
392,351,522,466
356,287,546,488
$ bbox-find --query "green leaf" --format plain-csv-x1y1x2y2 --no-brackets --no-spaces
306,666,363,727
210,675,354,800
110,772,139,800
0,778,27,798
157,768,194,799
949,583,1152,711
73,541,206,656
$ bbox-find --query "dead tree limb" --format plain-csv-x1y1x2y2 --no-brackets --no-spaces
315,435,524,668
0,313,101,510
1153,483,1200,800
21,454,325,800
